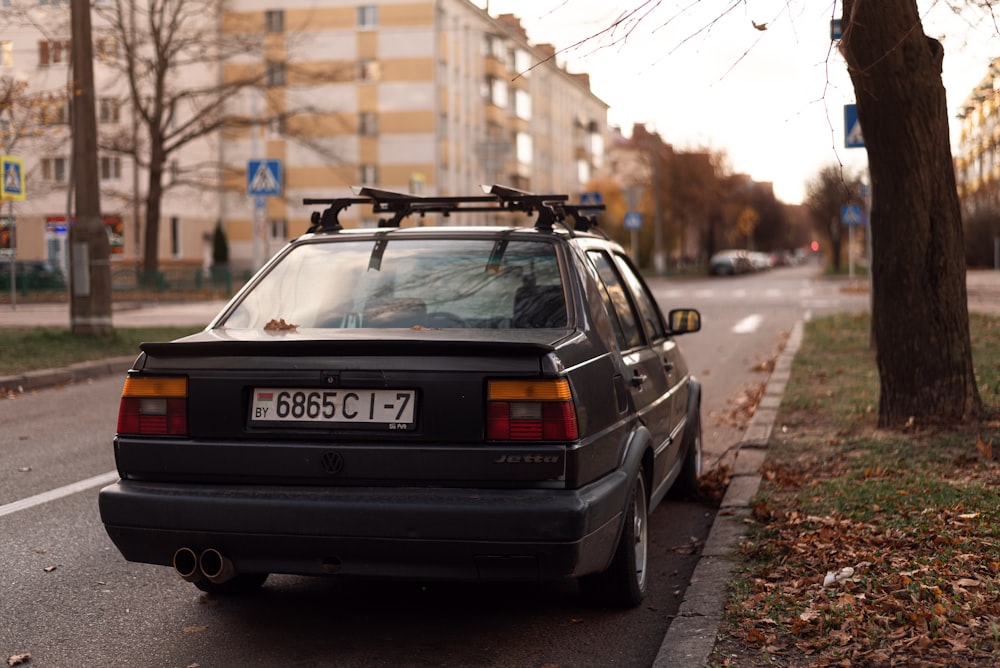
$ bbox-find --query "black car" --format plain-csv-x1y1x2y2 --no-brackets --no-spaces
99,186,702,608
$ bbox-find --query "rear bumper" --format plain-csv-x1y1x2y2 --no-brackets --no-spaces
98,471,629,582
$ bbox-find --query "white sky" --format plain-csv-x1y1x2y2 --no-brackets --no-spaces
474,0,999,204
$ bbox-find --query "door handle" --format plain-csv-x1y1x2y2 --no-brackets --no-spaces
663,360,674,373
631,370,647,388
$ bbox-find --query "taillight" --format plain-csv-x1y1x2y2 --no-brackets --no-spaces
117,376,188,436
486,379,579,441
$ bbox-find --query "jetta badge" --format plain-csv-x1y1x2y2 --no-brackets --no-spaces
320,451,345,475
494,454,560,464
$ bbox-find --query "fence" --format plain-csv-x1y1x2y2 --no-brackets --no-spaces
0,264,250,299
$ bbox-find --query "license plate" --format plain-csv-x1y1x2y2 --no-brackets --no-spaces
250,388,416,428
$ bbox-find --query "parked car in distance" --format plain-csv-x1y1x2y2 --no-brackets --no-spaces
98,186,703,608
747,251,773,272
708,249,753,276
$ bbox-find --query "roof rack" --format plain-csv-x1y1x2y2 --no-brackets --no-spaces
303,185,605,234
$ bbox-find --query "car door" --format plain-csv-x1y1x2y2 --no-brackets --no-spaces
611,254,690,482
586,251,673,460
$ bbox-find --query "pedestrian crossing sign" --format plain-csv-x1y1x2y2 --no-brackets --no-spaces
1,155,25,201
844,104,864,149
247,159,282,197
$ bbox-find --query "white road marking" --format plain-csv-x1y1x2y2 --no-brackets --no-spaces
0,470,118,518
732,314,763,334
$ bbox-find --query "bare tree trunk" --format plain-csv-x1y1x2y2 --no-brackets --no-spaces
69,0,112,335
840,0,981,427
829,215,842,272
141,149,164,289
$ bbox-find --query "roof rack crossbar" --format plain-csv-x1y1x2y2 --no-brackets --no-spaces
303,185,605,232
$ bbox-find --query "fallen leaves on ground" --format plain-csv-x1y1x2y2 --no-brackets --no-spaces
719,449,1000,667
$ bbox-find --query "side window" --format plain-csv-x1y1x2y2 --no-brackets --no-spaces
612,254,666,341
587,250,643,350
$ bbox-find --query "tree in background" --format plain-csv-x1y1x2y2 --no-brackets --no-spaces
94,0,337,288
583,1,983,429
841,0,981,427
0,77,76,198
805,164,864,272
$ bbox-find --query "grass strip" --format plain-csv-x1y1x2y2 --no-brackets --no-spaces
714,312,1000,667
0,327,202,376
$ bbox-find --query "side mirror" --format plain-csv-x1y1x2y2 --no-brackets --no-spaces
668,308,701,334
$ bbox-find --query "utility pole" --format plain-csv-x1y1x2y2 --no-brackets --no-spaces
69,0,112,335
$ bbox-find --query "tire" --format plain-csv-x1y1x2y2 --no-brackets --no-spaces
192,573,269,595
579,469,649,608
669,411,703,499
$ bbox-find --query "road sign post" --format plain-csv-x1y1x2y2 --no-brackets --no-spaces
624,211,642,264
247,159,283,270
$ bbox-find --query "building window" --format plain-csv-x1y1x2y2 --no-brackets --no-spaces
359,164,378,185
486,77,507,108
100,156,121,180
359,112,378,136
41,157,68,183
268,219,287,241
95,36,118,63
265,9,284,33
265,60,285,87
513,49,532,76
170,216,180,257
516,132,532,166
37,96,68,125
483,35,505,60
357,6,377,28
513,89,531,120
1,41,12,67
267,115,285,137
358,59,380,82
98,98,120,123
38,39,70,66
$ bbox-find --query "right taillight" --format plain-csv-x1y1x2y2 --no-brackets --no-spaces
117,376,188,436
486,379,579,441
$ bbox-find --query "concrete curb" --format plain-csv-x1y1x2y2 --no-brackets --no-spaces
0,355,136,394
653,319,805,667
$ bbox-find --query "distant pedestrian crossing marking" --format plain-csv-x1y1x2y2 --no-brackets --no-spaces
732,314,763,333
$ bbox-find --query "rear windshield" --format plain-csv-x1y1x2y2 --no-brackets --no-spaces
221,238,567,329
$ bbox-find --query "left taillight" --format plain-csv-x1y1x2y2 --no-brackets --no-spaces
117,376,188,436
486,379,579,441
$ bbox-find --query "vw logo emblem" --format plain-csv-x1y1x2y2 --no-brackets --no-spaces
320,451,344,475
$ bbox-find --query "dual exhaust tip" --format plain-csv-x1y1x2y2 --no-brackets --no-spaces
172,547,236,585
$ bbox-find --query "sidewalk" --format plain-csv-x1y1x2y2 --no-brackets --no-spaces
0,299,229,329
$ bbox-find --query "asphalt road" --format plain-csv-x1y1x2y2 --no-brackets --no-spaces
0,264,872,667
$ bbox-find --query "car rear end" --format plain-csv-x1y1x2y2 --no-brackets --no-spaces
99,229,635,586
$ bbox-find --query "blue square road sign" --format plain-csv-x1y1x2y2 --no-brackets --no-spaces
247,159,283,197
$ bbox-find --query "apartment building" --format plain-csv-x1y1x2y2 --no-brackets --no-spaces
956,56,1000,214
220,1,609,267
0,0,608,275
0,0,223,278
